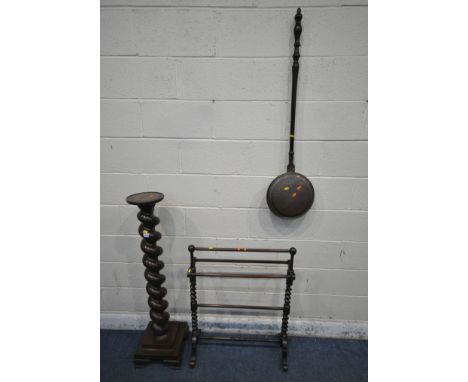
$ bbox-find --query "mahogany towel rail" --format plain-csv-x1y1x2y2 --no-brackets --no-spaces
187,245,297,371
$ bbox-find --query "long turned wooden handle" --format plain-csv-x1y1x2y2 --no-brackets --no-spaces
287,8,302,173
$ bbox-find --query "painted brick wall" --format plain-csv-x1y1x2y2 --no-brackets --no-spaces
100,0,368,329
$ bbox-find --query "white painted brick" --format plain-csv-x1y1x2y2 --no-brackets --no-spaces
180,140,251,175
296,101,368,140
298,141,368,177
101,57,176,98
101,0,255,6
291,293,367,321
178,57,366,101
214,101,368,141
178,140,367,177
300,57,367,101
213,101,287,140
101,235,141,262
305,7,366,56
312,177,367,210
249,141,298,176
141,100,284,140
213,176,268,208
141,101,214,138
100,138,180,173
185,208,250,238
134,9,216,56
100,5,367,57
101,100,141,137
248,209,367,241
178,58,288,101
340,0,367,5
101,206,122,234
301,7,367,56
104,99,367,139
100,286,156,312
101,262,145,288
178,140,286,176
101,9,217,56
101,287,367,321
145,174,218,207
295,268,367,296
259,141,367,177
216,8,367,57
248,141,367,177
216,10,289,57
340,242,367,269
99,0,365,7
254,0,341,6
147,100,369,141
101,206,127,235
101,8,138,55
100,173,147,204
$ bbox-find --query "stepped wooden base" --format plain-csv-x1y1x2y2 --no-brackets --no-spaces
134,321,188,368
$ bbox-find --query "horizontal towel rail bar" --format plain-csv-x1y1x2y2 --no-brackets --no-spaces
195,258,289,265
199,334,280,343
194,246,293,253
197,303,283,311
188,272,288,279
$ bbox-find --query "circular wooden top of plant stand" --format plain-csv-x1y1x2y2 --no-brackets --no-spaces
126,192,164,206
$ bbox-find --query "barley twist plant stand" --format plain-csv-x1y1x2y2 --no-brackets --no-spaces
126,192,188,367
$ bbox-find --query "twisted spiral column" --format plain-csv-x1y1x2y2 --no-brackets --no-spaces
189,275,198,336
280,253,295,372
187,244,199,367
281,274,293,339
127,192,169,337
